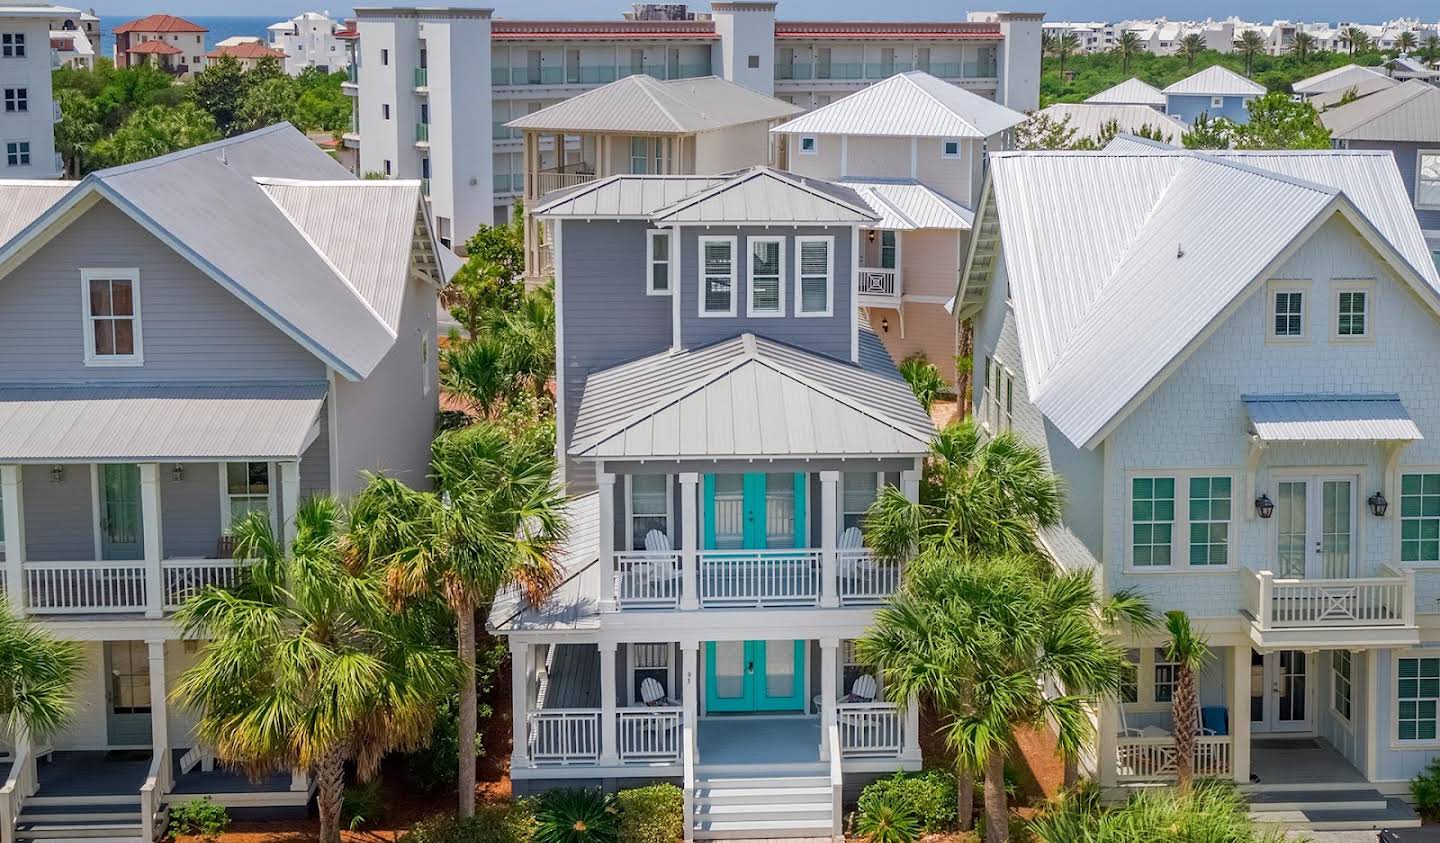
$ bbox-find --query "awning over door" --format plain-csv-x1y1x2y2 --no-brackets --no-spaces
1243,394,1423,442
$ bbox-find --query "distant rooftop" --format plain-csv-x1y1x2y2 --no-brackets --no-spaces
114,13,206,33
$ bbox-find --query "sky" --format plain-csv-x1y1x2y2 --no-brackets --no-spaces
91,0,1440,26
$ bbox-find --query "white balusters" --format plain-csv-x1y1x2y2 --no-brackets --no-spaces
23,562,147,613
836,550,902,606
1247,567,1414,628
162,559,244,610
617,708,683,763
1115,736,1231,782
697,549,821,608
613,552,681,609
837,702,904,758
526,710,600,765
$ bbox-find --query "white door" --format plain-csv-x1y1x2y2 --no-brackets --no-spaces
1272,475,1356,579
1250,649,1312,733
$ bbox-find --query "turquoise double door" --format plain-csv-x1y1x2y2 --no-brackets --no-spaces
702,472,808,713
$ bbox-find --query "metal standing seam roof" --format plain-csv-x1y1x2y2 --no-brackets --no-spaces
648,167,878,224
1244,395,1423,442
1084,77,1167,107
1319,79,1440,142
488,492,601,633
1161,65,1267,97
769,71,1026,140
0,182,75,242
836,179,974,230
505,75,800,135
532,175,728,218
1037,103,1187,144
1308,76,1398,111
0,383,327,462
569,331,934,460
1291,63,1392,95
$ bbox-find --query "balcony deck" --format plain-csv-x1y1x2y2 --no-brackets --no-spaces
0,558,246,620
1242,566,1418,648
33,752,291,799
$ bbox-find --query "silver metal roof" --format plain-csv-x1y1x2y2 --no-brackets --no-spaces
838,179,973,230
488,492,601,634
649,167,877,224
1084,77,1166,107
1244,394,1423,442
506,75,800,135
770,71,1025,139
1037,103,1186,145
1307,76,1398,110
569,331,933,460
1292,63,1392,95
1320,79,1440,142
1161,65,1266,97
533,175,727,218
0,383,327,462
0,182,74,243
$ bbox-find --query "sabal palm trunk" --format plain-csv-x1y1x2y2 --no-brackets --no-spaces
956,762,974,831
983,752,1008,843
316,748,346,843
1172,663,1197,790
457,606,478,817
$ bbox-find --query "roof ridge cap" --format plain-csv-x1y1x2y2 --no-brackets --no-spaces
899,72,983,136
634,74,692,132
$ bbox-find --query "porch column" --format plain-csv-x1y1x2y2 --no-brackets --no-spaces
139,463,164,619
820,471,839,608
902,692,921,761
679,473,699,610
820,637,838,761
1229,644,1251,785
681,638,698,747
1096,701,1119,788
598,470,616,613
279,461,300,549
902,466,921,503
146,639,171,790
510,639,531,768
599,641,619,765
1,465,26,614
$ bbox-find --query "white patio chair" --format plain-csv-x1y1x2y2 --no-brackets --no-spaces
623,531,678,598
640,677,680,707
836,527,879,580
644,530,672,552
814,673,880,711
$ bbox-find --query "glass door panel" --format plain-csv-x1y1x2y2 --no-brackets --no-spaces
709,475,745,550
764,473,797,548
1320,479,1353,578
1274,650,1309,731
101,464,142,561
1275,481,1307,578
705,641,753,711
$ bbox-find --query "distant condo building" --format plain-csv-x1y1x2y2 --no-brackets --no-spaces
112,14,206,78
267,11,346,75
1045,16,1440,57
0,0,76,178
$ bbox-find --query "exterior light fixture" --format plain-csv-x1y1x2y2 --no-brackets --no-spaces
1254,493,1274,519
867,229,876,243
1368,491,1389,517
171,464,185,482
50,465,64,484
880,317,889,333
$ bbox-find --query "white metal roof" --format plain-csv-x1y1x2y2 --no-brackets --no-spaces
0,181,74,243
1319,79,1440,142
648,167,878,224
1084,77,1166,107
1161,65,1266,97
1307,75,1398,110
0,383,327,462
533,175,727,218
1244,395,1423,442
488,492,601,634
1291,63,1392,95
505,75,800,135
569,331,933,460
770,71,1026,140
1037,103,1186,145
837,179,974,230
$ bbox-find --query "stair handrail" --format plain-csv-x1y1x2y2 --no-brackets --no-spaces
140,745,170,841
0,734,34,843
827,721,843,841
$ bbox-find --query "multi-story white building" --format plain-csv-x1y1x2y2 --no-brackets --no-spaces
0,0,72,179
266,11,345,75
346,2,1042,251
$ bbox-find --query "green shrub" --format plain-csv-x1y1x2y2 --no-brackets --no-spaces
898,353,947,413
398,804,537,843
857,769,957,833
167,796,230,842
342,780,386,830
406,640,505,793
534,789,618,843
855,799,920,843
615,784,682,843
1027,780,1294,842
1414,758,1440,820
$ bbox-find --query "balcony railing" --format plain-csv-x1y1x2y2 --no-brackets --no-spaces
23,561,148,614
614,551,681,609
1116,735,1232,782
492,172,523,194
346,63,357,83
617,708,682,764
610,547,902,611
414,122,429,144
837,550,902,606
776,62,813,80
413,66,428,88
161,558,244,611
492,121,517,141
863,62,913,79
857,267,900,301
1244,566,1415,630
496,62,712,87
527,710,600,766
837,702,904,758
532,168,596,196
698,549,822,608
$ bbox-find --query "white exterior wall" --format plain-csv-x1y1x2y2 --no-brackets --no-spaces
711,2,776,95
994,12,1043,112
269,13,343,75
356,14,409,181
693,121,772,173
420,12,493,247
0,15,59,178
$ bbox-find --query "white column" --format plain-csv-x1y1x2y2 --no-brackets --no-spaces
598,470,616,613
681,639,699,744
279,461,300,549
510,639,531,768
820,472,839,608
1,465,26,615
139,463,164,618
1096,700,1119,788
902,692,921,761
146,639,170,789
599,641,619,765
680,473,699,610
1230,644,1251,785
820,637,838,761
901,467,921,504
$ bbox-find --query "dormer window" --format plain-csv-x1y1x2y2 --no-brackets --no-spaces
82,269,142,366
798,136,818,156
941,139,962,159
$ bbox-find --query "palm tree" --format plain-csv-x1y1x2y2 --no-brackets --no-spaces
1161,611,1211,791
1398,30,1419,54
350,423,568,818
173,500,460,843
1425,35,1440,64
1341,26,1371,56
443,283,557,419
1046,32,1080,76
1236,30,1266,77
858,554,1151,843
1289,31,1317,63
1116,31,1142,73
0,611,83,742
1178,33,1206,68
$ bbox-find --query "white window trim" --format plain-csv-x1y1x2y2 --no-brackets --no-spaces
798,136,818,156
1210,95,1224,108
80,268,143,367
1330,278,1375,343
1398,466,1440,568
940,138,962,159
1123,468,1240,573
981,356,1014,435
1330,649,1353,725
697,235,737,318
4,138,29,167
794,235,834,318
626,642,675,706
645,229,671,296
218,461,279,536
1415,149,1440,210
1391,649,1440,748
1265,280,1311,344
1120,647,1180,714
624,474,674,550
421,330,433,395
745,235,786,318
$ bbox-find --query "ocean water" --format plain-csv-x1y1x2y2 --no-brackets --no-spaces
98,15,280,64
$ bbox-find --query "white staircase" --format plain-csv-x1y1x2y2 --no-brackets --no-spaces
14,794,147,843
1245,783,1420,831
692,770,835,841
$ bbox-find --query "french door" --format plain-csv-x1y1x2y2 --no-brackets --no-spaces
1272,475,1356,579
1250,649,1311,733
703,473,806,550
704,640,806,713
105,641,152,747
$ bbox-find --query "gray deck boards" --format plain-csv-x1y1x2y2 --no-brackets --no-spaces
33,752,291,797
697,717,820,766
547,644,600,709
1250,741,1367,786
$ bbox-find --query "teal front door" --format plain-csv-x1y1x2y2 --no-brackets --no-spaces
105,641,152,747
99,464,142,561
705,640,807,712
703,473,806,550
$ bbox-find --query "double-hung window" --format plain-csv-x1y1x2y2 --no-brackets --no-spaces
3,87,26,113
0,33,24,58
746,236,785,317
224,462,272,533
645,230,670,295
1398,656,1440,741
5,140,28,167
1187,476,1232,566
1333,282,1372,340
630,643,674,704
1130,477,1175,567
630,138,649,174
81,269,142,365
842,472,878,532
1119,649,1140,703
1400,472,1440,563
795,236,833,316
698,236,736,316
1153,648,1178,704
1417,150,1440,209
627,475,671,550
1332,650,1352,721
985,357,1014,432
1130,473,1235,569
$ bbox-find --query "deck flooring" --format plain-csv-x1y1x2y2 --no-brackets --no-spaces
697,716,820,766
31,752,292,797
546,644,600,709
1250,738,1366,786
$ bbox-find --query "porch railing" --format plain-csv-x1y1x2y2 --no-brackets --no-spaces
23,561,147,614
836,550,902,606
1245,567,1415,630
162,559,245,611
698,549,821,608
0,735,33,843
837,702,904,758
139,746,171,842
532,167,596,197
1115,735,1232,782
614,551,681,609
527,710,600,766
857,267,899,299
617,707,683,764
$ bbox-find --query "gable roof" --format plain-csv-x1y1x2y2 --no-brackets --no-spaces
649,167,877,224
1085,77,1166,107
532,175,728,218
1038,103,1187,144
505,75,799,135
1291,63,1391,95
770,71,1025,139
977,148,1440,449
127,40,182,55
1390,55,1440,78
115,14,205,33
1162,65,1266,97
1308,75,1399,110
837,178,973,230
0,125,439,381
1319,79,1440,142
208,42,287,60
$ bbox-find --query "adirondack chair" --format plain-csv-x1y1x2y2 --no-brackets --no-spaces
836,527,877,579
619,530,678,599
640,677,680,707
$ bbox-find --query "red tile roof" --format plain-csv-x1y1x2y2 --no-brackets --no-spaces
114,14,207,34
491,20,718,40
206,42,287,59
334,27,358,40
126,40,184,55
774,21,1002,40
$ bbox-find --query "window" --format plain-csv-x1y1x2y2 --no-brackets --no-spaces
986,358,1014,432
1153,648,1178,704
383,159,392,176
5,140,27,167
645,230,670,294
795,236,833,316
1398,656,1440,741
698,236,736,316
380,47,388,65
746,236,785,317
627,475,671,550
630,643,673,704
840,639,877,697
1210,96,1224,108
1270,288,1305,338
798,136,818,156
1333,283,1371,339
3,87,25,113
747,54,760,69
630,137,649,174
1130,477,1175,567
1120,649,1140,703
1416,151,1440,209
1187,476,1232,566
81,269,141,365
941,139,961,158
842,472,878,532
0,33,24,58
223,462,271,533
1333,650,1352,721
1400,473,1440,563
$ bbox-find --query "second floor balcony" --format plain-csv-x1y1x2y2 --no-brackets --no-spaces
1242,565,1418,648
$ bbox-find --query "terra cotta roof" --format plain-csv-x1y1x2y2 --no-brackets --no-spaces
207,42,287,59
114,14,206,34
126,40,183,55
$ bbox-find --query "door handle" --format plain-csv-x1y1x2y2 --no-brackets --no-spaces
747,662,754,673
